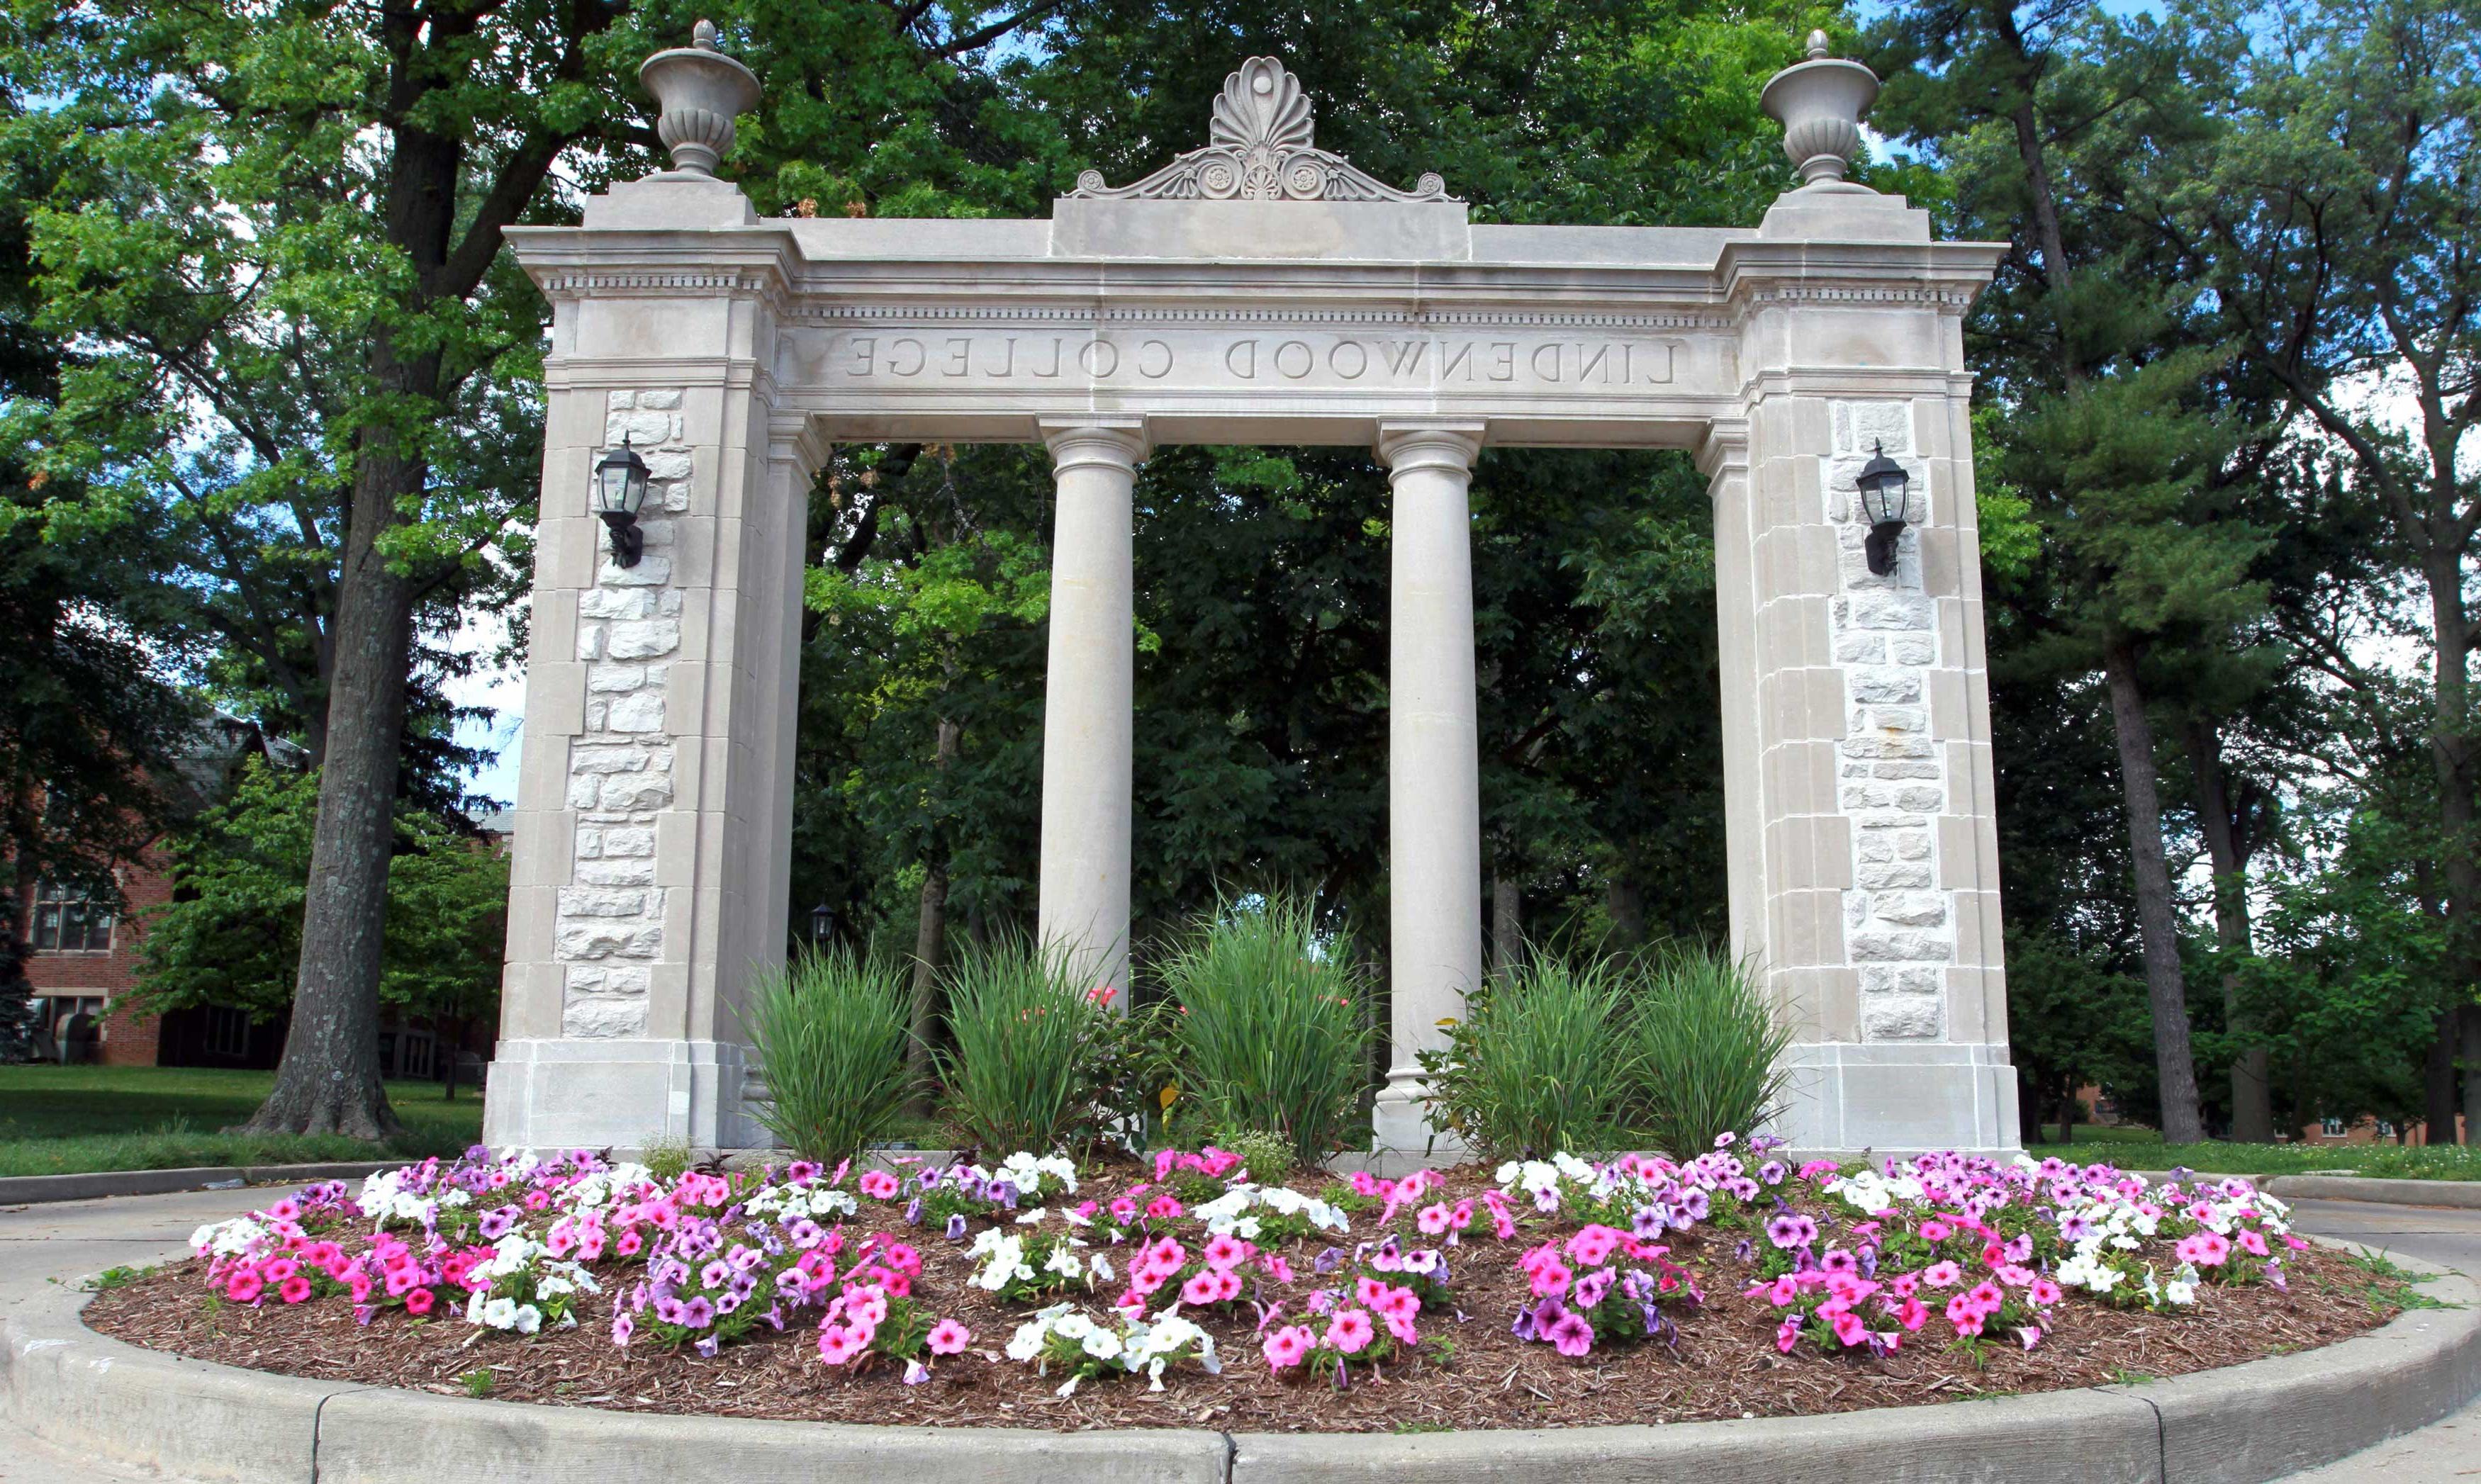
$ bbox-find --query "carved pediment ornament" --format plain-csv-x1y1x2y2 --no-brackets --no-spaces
1072,57,1455,204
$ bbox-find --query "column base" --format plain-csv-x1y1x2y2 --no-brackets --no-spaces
481,1038,754,1157
1367,1079,1473,1174
1770,1041,2022,1158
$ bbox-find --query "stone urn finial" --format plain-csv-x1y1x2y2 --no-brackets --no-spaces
637,20,761,179
1760,31,1880,190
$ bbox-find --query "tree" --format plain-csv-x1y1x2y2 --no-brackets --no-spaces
132,758,508,1088
4,0,1071,1135
2151,0,2481,1141
0,62,194,1062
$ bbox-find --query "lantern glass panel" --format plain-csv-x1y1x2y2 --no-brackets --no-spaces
596,442,649,517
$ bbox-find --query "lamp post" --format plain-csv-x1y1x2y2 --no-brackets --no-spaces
1855,440,1912,577
808,899,836,949
594,435,651,568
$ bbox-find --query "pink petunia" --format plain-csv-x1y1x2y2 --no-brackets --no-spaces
1262,1325,1313,1370
857,1170,900,1201
1182,1271,1223,1307
1922,1261,1963,1288
926,1319,972,1355
1324,1308,1376,1355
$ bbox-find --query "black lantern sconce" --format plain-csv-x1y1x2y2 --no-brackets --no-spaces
594,435,651,568
1855,440,1912,577
808,899,837,948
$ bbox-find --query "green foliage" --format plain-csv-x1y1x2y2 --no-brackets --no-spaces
1214,1128,1299,1184
1421,950,1635,1159
1158,896,1372,1166
937,938,1117,1157
1623,947,1792,1157
641,1137,695,1186
130,760,505,1031
744,946,914,1162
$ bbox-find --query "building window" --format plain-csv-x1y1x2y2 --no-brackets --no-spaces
204,1006,252,1061
30,879,113,953
2321,1116,2346,1137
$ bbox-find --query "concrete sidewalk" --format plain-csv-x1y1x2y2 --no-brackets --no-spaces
1,1184,2477,1483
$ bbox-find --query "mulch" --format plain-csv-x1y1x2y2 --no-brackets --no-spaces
82,1164,2401,1434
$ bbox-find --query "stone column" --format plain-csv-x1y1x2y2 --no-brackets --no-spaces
1373,423,1486,1155
487,177,808,1154
1035,420,1147,999
1708,189,2017,1154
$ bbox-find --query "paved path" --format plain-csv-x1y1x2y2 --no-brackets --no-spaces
2,1186,2477,1483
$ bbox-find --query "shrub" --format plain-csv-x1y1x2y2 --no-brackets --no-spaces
939,938,1118,1156
1624,946,1791,1157
1159,896,1372,1167
1420,950,1634,1159
745,946,914,1162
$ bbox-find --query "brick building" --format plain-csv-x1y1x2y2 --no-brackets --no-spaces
18,715,298,1068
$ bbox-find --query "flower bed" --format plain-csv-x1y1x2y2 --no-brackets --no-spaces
84,1137,2407,1433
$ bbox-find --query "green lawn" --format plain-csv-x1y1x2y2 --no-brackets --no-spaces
0,1064,481,1178
2026,1125,2481,1181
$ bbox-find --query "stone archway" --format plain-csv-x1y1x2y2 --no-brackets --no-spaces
482,43,2018,1159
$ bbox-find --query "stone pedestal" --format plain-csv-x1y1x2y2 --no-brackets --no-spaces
1700,187,2020,1154
484,178,813,1154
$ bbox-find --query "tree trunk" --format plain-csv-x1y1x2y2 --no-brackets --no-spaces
1491,871,1520,976
238,422,420,1140
2190,724,2274,1142
906,716,960,1114
1605,875,1644,950
2423,543,2479,1144
2104,640,2204,1145
2056,1083,2079,1146
2461,1003,2478,1145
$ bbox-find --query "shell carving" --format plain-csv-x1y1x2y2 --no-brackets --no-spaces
1072,57,1454,204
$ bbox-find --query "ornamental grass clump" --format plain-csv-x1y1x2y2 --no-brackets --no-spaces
745,946,915,1163
1625,946,1791,1158
1421,950,1635,1159
1159,895,1373,1167
939,938,1113,1156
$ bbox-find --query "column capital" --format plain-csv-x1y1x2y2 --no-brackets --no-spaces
1039,419,1150,476
1374,422,1484,477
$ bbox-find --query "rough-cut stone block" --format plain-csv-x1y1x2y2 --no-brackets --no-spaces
1849,667,1922,705
1856,859,1935,890
1862,994,1942,1040
1849,926,1952,962
588,664,646,693
605,691,667,733
575,624,605,661
599,769,673,811
601,826,656,858
556,921,661,961
606,619,681,661
564,996,648,1038
608,409,671,445
1888,631,1937,665
1834,631,1885,664
1871,892,1948,927
636,388,682,410
576,858,656,887
569,746,646,776
560,886,648,918
603,553,673,586
605,390,636,410
579,588,655,620
645,449,693,482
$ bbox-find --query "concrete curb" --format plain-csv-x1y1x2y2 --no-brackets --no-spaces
2266,1175,2481,1210
2119,1171,2481,1211
0,1161,395,1208
1,1243,2473,1484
